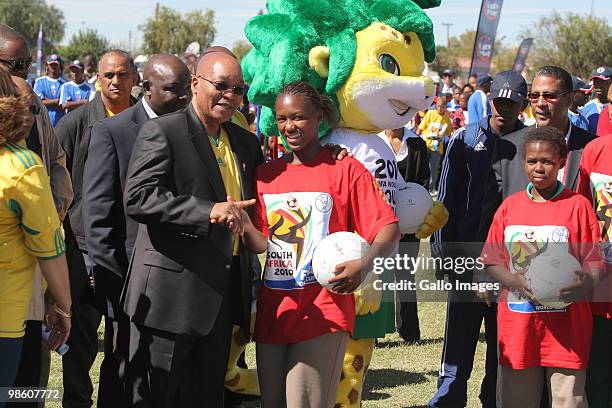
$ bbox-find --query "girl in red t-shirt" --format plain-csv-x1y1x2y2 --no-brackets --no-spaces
238,82,399,408
482,126,602,407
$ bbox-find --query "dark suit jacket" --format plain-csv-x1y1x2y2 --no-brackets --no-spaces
82,100,150,318
56,93,108,250
122,104,263,337
494,123,597,199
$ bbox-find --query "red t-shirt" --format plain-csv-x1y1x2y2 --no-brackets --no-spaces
578,135,612,318
482,188,602,369
596,105,612,137
252,149,397,344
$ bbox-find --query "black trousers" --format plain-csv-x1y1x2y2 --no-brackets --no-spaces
62,245,102,408
7,321,50,408
395,235,421,342
97,314,131,408
129,258,241,408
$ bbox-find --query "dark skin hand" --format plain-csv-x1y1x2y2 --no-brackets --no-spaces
211,196,257,235
328,223,400,294
558,270,594,303
485,265,538,304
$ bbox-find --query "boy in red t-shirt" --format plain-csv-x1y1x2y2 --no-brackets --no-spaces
238,82,399,408
482,126,602,407
577,134,612,406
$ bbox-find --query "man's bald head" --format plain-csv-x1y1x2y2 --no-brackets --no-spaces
142,54,192,116
0,25,31,79
0,25,28,51
144,54,190,82
192,50,244,128
195,51,242,78
202,46,237,58
98,49,134,72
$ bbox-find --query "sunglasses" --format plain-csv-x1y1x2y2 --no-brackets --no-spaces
0,57,32,73
527,91,568,103
197,76,245,96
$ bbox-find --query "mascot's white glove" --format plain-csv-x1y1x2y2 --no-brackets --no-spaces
354,271,382,315
415,201,449,239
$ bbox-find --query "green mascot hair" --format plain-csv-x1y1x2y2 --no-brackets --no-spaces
242,0,441,136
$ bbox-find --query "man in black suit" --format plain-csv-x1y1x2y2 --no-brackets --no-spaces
495,66,596,198
82,54,191,407
56,49,137,408
123,50,263,407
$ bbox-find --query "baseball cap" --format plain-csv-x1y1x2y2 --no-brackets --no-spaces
69,60,84,70
477,75,493,86
591,66,612,80
490,70,528,104
442,69,455,77
46,54,62,65
571,76,589,92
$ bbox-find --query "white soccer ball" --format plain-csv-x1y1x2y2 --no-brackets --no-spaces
525,251,581,308
312,232,370,292
396,183,434,234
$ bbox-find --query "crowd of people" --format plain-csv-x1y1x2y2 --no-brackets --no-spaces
0,18,611,408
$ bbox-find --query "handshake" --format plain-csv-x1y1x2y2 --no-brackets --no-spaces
210,195,257,235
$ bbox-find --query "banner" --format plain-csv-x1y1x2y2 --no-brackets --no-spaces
36,23,43,78
512,38,533,73
469,0,504,78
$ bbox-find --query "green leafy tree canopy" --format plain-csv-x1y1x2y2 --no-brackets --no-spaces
520,12,612,79
430,30,511,78
60,29,110,63
140,6,215,55
0,0,65,57
231,40,252,62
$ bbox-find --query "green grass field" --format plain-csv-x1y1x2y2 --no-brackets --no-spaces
45,242,490,407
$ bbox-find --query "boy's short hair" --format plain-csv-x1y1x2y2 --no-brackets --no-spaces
522,126,568,159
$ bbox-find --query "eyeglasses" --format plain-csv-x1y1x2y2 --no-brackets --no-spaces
0,57,32,73
197,76,245,96
527,91,569,103
29,104,41,115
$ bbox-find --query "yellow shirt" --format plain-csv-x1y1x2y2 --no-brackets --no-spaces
418,110,453,153
0,142,64,338
209,127,242,255
230,111,250,130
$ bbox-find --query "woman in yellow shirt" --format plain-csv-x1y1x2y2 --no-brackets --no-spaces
0,66,71,392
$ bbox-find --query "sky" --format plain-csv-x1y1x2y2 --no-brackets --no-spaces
47,0,612,53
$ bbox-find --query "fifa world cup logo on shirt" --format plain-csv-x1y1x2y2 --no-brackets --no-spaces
509,230,549,274
505,225,570,310
268,196,312,266
263,192,333,290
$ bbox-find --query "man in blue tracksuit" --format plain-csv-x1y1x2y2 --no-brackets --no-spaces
429,71,528,408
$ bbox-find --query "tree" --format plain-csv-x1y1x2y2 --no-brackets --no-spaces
520,12,612,79
429,30,510,79
60,29,110,63
140,6,215,55
0,0,65,56
232,40,253,62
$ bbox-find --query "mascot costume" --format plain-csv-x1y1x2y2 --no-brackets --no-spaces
224,0,448,406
